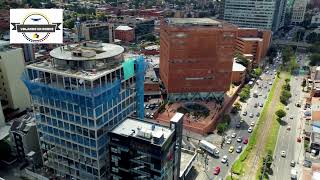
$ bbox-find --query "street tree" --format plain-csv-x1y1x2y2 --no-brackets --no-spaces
275,109,286,119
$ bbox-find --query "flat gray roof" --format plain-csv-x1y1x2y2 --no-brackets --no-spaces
111,118,173,146
240,37,263,42
50,43,124,61
166,18,221,26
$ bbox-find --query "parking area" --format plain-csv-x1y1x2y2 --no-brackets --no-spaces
144,98,162,119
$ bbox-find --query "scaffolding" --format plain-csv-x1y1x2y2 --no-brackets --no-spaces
22,55,145,120
135,56,145,119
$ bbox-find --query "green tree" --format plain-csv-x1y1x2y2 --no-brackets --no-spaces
235,53,250,67
282,46,294,64
0,140,11,161
275,109,286,119
310,53,320,66
254,67,262,77
302,79,306,90
309,43,320,53
217,123,228,134
306,32,320,44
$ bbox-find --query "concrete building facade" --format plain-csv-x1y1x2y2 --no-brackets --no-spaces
108,113,183,180
22,41,145,180
223,0,286,31
160,18,237,101
81,23,114,43
311,13,320,26
291,0,307,24
0,41,31,114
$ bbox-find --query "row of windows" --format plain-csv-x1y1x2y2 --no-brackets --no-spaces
38,123,97,149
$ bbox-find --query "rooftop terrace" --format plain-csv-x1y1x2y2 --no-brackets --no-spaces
111,118,173,146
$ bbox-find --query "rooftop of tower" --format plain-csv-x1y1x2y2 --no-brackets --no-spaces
50,41,124,61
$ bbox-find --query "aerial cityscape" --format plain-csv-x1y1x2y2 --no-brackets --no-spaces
0,0,320,180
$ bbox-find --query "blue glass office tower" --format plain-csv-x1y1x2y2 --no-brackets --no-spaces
22,41,144,180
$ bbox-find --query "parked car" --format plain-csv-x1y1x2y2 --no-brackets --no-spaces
248,127,253,133
290,161,296,167
250,122,255,126
256,112,260,117
249,113,254,118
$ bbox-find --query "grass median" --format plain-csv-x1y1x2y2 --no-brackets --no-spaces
231,74,280,176
256,72,290,179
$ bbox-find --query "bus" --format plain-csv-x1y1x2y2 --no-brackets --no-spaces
199,140,219,156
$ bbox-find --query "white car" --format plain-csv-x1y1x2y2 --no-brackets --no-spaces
226,138,232,144
248,127,253,133
250,122,255,126
231,133,237,138
281,151,286,157
249,113,254,118
221,155,228,163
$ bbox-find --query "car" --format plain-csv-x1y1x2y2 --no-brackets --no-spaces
221,155,228,163
236,146,242,153
286,106,289,110
237,137,243,143
215,149,220,156
226,138,232,144
213,166,221,175
254,104,258,108
231,133,237,138
256,112,260,117
243,138,248,144
240,118,244,123
269,82,272,85
236,123,241,128
281,151,286,157
145,112,150,118
145,104,150,109
243,111,247,116
249,113,254,118
229,146,234,153
264,95,268,99
290,116,294,119
303,160,312,168
259,103,263,107
290,161,296,167
287,126,291,131
248,127,253,133
250,122,255,126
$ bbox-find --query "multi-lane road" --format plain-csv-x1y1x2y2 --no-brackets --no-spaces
270,53,308,180
194,59,281,179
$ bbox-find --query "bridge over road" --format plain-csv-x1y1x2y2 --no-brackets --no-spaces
273,40,312,48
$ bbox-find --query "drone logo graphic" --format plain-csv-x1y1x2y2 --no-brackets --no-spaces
11,13,61,43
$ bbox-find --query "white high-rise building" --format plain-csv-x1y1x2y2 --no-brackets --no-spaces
0,40,31,113
291,0,307,24
223,0,287,31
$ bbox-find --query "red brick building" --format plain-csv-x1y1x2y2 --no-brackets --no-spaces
115,25,135,42
160,18,237,100
0,10,9,30
236,28,272,65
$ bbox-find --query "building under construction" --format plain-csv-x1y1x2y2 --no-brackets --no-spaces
22,41,144,180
